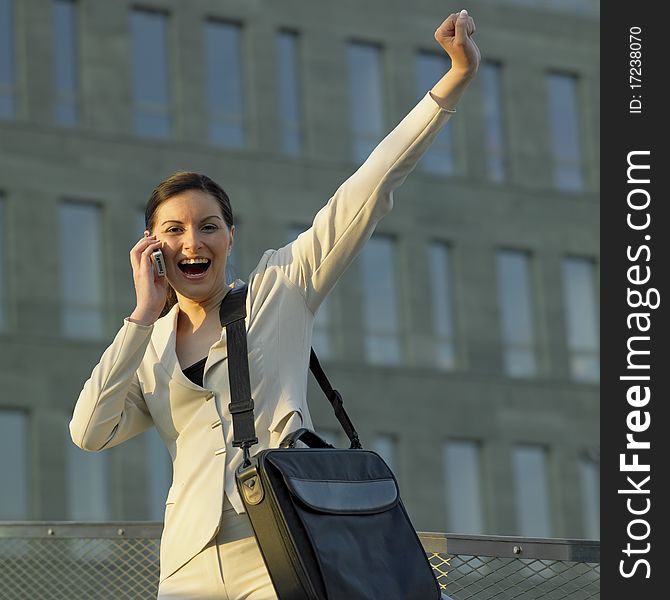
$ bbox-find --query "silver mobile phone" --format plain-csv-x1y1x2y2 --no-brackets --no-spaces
151,249,166,277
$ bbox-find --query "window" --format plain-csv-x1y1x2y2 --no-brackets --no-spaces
53,0,78,126
277,30,303,155
513,445,551,537
205,20,245,147
496,250,537,377
0,197,6,329
417,52,454,175
562,257,599,382
0,410,29,519
360,235,401,365
143,427,172,520
443,440,484,534
579,453,600,539
508,0,596,13
59,202,104,339
0,0,16,117
481,62,506,182
130,9,170,137
347,42,384,163
66,442,111,520
288,226,332,358
428,242,456,369
546,73,583,191
372,434,397,472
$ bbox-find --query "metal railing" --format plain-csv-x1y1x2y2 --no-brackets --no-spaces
0,522,599,599
423,532,600,599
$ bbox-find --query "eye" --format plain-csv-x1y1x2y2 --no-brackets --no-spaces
165,226,183,234
202,223,219,232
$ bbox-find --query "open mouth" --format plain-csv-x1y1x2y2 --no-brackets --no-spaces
178,258,211,278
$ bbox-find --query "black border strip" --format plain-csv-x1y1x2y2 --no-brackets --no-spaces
602,3,668,595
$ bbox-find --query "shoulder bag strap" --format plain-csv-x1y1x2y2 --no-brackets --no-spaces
308,350,362,449
220,284,257,464
221,283,362,457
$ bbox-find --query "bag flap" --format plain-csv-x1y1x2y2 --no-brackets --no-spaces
285,477,399,514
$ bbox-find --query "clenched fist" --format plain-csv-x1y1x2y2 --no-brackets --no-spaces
435,9,480,77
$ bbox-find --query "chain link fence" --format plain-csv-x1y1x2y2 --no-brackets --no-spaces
0,523,599,599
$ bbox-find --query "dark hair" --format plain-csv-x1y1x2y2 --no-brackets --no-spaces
145,171,235,316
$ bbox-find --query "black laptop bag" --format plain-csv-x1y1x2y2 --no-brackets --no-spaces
221,284,441,600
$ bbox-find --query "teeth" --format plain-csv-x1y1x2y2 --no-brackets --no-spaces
179,258,210,265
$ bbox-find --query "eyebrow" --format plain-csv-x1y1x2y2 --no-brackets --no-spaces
160,215,223,226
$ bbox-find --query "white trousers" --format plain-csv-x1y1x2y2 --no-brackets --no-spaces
157,497,278,600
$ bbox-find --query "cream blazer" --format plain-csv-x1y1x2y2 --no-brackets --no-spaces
69,92,453,582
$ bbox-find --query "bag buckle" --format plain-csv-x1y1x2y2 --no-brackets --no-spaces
228,398,255,415
237,460,264,505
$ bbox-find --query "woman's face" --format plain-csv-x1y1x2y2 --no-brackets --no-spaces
151,190,234,303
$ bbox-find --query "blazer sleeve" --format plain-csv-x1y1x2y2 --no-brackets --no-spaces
69,319,155,452
267,92,455,312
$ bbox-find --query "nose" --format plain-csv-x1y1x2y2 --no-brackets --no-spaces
183,227,203,252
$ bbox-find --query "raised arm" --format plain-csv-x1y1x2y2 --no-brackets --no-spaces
267,10,480,312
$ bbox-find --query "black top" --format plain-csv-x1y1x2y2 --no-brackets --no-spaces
179,288,234,388
182,357,207,387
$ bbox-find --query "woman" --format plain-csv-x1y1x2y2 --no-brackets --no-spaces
70,9,479,600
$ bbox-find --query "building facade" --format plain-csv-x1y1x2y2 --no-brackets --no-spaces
0,0,599,539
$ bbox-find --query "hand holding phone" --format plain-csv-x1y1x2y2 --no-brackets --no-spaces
127,234,168,325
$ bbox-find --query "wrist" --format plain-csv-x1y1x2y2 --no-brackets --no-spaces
128,308,159,326
450,65,478,81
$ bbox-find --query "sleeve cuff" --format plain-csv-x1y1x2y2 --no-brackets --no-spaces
428,90,457,113
123,317,154,330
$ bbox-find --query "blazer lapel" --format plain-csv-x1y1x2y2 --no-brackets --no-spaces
151,304,180,369
205,328,228,373
151,304,204,390
150,282,248,385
